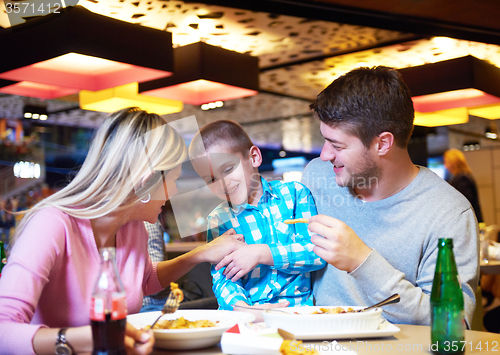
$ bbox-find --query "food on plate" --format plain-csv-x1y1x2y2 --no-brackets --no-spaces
284,307,357,315
152,316,217,330
170,282,184,302
313,307,356,314
283,218,309,224
280,340,318,355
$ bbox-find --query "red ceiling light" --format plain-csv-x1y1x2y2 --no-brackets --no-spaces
0,6,174,99
412,88,500,113
139,42,259,106
400,56,500,112
0,81,79,100
399,56,500,126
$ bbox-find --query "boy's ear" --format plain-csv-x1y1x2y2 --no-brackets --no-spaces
249,145,263,168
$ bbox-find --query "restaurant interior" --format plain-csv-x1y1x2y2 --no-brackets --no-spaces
1,0,500,338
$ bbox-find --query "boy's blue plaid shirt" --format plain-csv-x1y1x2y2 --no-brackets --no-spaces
206,177,326,310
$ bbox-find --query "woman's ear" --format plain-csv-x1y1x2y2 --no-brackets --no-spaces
136,171,157,197
140,171,154,189
249,146,263,168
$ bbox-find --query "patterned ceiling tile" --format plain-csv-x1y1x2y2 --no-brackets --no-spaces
162,93,320,152
76,0,411,67
261,37,500,100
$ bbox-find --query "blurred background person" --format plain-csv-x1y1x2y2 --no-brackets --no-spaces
444,148,483,223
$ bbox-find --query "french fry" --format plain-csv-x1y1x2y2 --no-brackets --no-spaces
170,282,184,302
283,218,309,224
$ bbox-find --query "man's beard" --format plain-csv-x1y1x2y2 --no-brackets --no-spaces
337,155,381,190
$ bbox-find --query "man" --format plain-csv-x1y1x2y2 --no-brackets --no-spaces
301,66,479,326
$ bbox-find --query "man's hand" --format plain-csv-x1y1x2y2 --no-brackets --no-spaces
215,244,272,282
233,301,290,322
124,323,154,355
199,229,246,264
308,214,372,272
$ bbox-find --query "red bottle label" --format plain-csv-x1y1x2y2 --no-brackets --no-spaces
90,297,105,321
112,296,127,320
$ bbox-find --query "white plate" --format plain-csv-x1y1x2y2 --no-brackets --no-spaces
127,310,255,350
263,306,382,335
293,319,400,340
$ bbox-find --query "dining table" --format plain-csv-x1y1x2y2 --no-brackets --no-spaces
150,324,500,355
480,259,500,275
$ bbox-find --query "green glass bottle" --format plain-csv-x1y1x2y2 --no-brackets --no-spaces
430,238,465,355
0,241,6,277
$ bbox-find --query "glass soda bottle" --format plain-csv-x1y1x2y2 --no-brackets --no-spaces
0,241,6,277
90,247,127,355
430,238,465,355
478,223,489,262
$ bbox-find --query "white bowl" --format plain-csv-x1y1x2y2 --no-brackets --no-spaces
262,306,382,335
127,310,255,350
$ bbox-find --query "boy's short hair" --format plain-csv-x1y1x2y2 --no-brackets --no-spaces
189,120,254,159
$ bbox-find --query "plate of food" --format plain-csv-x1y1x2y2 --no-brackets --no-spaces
262,306,396,339
127,309,255,350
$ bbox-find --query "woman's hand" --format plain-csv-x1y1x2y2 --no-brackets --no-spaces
124,323,154,355
157,229,246,286
199,229,246,264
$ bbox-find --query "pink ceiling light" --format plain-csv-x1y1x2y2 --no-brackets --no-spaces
400,56,500,112
0,6,174,99
412,89,500,113
139,42,259,106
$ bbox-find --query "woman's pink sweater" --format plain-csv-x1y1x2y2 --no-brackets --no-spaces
0,207,163,354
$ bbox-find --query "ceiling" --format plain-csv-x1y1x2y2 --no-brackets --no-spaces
1,0,500,152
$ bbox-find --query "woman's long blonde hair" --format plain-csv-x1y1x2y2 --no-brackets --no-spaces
13,107,187,241
444,148,472,175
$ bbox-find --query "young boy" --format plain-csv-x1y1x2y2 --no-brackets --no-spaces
189,120,325,313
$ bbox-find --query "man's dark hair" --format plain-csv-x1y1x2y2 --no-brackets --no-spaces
310,66,415,148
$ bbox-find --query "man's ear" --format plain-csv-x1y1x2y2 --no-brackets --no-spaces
375,132,394,156
249,145,263,168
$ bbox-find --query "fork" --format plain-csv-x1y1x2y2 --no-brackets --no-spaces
355,293,400,312
149,291,182,329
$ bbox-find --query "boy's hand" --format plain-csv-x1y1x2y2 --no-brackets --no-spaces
216,244,272,282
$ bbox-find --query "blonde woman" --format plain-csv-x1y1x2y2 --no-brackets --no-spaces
0,108,244,355
443,148,483,222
